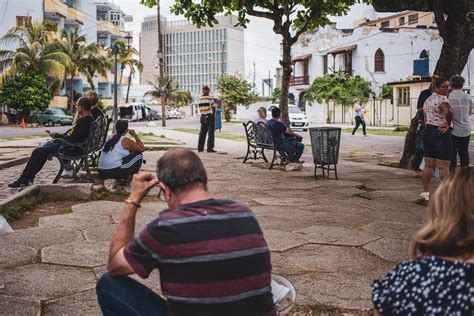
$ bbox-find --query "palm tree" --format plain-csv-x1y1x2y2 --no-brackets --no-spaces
145,74,178,101
168,90,193,108
125,56,143,103
0,21,70,89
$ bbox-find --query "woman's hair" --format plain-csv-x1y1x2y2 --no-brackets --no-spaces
257,107,267,119
84,90,99,106
103,120,128,153
432,75,448,89
410,167,474,258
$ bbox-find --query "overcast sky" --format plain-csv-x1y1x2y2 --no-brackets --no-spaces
113,1,391,95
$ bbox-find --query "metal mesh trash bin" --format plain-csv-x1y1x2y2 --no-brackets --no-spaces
309,127,341,179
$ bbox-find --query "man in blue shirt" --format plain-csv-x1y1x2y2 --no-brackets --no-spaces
266,107,304,169
411,86,433,177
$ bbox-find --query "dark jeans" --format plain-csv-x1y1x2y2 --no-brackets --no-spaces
19,142,58,182
352,116,366,135
99,152,143,180
96,273,167,316
198,114,215,151
411,125,425,170
277,138,304,162
451,134,470,170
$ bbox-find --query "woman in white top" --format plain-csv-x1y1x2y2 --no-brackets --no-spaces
420,76,453,201
351,99,366,136
253,106,268,124
98,120,145,181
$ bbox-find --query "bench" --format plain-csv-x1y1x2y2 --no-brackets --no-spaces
242,121,288,169
51,115,110,184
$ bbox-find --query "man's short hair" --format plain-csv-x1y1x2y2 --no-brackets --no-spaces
84,90,99,106
450,75,465,89
271,107,281,118
156,148,208,193
76,97,92,111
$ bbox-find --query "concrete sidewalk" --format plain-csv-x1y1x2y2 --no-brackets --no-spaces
0,128,433,315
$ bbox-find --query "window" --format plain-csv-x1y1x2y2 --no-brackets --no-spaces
408,13,418,25
399,17,405,26
381,21,390,28
374,48,385,72
398,87,410,106
16,16,31,28
323,55,328,74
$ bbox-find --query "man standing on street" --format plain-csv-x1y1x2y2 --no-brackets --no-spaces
197,85,217,152
96,148,276,316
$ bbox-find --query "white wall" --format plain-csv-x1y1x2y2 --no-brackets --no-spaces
227,27,244,76
0,0,43,38
236,101,271,121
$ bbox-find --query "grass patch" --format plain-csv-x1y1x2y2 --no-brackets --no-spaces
0,133,48,142
342,127,409,137
136,132,170,142
0,192,52,221
307,301,342,313
173,128,246,142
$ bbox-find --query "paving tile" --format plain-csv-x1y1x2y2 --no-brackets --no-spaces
0,227,83,250
39,213,110,230
0,263,96,300
363,238,411,262
360,221,420,241
43,289,101,316
295,225,381,246
71,201,124,217
0,295,41,316
83,225,117,242
0,242,36,269
42,241,109,268
263,230,310,252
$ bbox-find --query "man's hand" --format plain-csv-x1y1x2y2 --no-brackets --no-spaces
438,124,449,133
128,172,159,204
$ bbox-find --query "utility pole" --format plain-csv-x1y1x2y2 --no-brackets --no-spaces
157,5,166,127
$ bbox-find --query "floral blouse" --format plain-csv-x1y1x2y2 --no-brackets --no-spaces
423,93,450,127
372,256,474,315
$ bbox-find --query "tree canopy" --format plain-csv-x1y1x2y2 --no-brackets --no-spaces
140,0,369,125
1,71,52,118
305,69,371,105
216,74,255,121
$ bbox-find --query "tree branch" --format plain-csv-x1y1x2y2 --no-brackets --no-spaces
244,3,274,21
433,0,448,40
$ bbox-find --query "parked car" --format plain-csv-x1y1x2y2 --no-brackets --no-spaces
266,104,309,131
31,108,73,126
166,108,182,119
119,103,146,121
147,108,161,120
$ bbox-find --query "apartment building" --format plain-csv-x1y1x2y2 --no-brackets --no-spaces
0,0,131,108
140,15,244,99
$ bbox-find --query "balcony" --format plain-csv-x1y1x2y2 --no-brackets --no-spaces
66,6,86,25
289,75,309,87
44,0,68,19
97,20,123,36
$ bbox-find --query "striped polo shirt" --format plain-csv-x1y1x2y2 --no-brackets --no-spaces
198,95,214,115
124,198,276,316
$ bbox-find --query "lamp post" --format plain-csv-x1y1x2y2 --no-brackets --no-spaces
99,33,133,130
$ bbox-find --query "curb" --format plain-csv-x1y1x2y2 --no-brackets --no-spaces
0,157,29,170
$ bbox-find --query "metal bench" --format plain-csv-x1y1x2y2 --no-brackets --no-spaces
254,121,288,169
242,121,267,164
51,115,110,184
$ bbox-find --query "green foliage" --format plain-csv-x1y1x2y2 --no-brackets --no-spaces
305,69,372,105
0,192,51,221
271,87,282,103
216,75,255,122
381,83,393,99
1,71,52,118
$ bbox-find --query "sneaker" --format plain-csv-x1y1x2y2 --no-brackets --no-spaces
207,149,217,153
7,179,30,190
61,169,74,178
412,170,422,178
419,192,430,201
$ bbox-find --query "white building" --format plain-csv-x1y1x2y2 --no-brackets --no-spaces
140,15,245,102
285,10,474,125
0,0,132,108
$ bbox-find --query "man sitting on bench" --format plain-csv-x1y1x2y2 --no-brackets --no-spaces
8,97,93,189
266,107,304,171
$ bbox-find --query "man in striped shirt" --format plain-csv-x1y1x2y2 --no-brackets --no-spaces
197,85,217,153
96,148,276,316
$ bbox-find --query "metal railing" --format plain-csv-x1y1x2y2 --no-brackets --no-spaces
289,75,309,86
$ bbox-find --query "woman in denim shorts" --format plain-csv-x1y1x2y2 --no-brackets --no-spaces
420,76,453,201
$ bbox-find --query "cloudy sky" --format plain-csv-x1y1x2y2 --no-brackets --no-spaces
113,1,390,95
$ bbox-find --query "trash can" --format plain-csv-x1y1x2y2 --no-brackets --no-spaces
309,127,341,179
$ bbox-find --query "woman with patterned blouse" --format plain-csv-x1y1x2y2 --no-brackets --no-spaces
372,167,474,315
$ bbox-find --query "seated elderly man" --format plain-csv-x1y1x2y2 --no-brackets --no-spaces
8,97,94,189
96,148,276,316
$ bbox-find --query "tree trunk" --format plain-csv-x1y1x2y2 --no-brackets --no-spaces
399,116,419,168
69,74,74,112
279,35,292,127
125,72,132,103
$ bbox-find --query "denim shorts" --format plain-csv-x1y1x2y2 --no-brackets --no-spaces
422,124,452,161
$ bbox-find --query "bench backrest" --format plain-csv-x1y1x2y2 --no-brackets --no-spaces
243,121,257,146
85,117,102,153
255,121,274,148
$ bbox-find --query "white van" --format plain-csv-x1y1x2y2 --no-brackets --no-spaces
119,103,146,121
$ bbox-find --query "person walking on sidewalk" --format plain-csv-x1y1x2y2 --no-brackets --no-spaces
448,75,472,172
351,99,367,136
98,120,145,183
420,77,453,201
96,148,276,315
197,85,217,153
411,84,433,178
8,97,94,189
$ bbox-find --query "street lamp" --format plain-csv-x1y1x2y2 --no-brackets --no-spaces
99,33,133,129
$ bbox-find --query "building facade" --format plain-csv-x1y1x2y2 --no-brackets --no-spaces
285,10,474,125
140,15,244,101
0,0,131,108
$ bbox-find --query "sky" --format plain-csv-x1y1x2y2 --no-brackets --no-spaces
112,1,392,95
